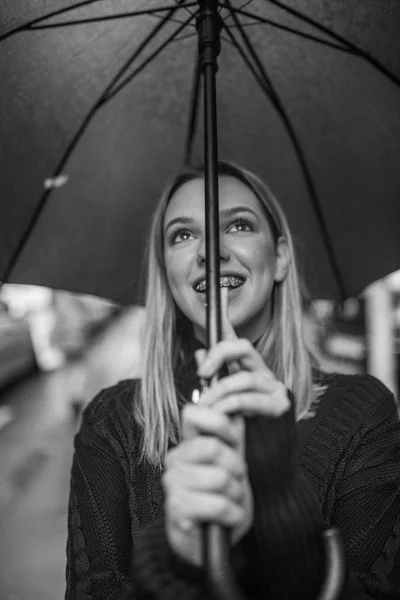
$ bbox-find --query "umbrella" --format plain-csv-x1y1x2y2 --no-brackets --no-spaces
1,1,399,306
1,1,399,597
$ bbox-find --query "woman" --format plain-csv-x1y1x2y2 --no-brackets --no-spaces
65,162,400,600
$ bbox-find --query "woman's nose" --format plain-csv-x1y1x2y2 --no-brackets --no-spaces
196,238,231,266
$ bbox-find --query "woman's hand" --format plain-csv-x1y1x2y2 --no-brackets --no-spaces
164,289,291,567
197,287,291,419
163,402,253,567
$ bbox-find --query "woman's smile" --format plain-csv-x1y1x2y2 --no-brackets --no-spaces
193,278,246,305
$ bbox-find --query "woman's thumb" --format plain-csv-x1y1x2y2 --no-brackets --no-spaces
221,287,237,341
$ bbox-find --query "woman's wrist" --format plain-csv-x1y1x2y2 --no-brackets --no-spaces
134,519,205,585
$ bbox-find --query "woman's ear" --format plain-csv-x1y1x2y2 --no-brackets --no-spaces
274,237,291,283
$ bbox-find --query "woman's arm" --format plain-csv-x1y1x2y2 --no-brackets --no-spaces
329,381,400,599
65,391,135,600
66,388,219,600
132,518,214,599
231,378,400,600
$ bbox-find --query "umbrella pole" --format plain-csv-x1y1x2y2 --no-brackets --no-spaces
197,2,245,599
196,5,347,599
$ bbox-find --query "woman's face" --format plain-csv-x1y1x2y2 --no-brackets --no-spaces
163,175,289,343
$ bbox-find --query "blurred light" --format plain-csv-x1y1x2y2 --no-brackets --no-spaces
326,335,365,360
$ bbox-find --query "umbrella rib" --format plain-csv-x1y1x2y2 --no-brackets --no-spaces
141,12,197,29
223,19,268,31
175,0,197,18
219,5,348,53
170,31,200,42
220,0,255,23
102,11,197,105
0,1,196,40
1,1,187,286
263,0,400,90
1,0,111,41
26,5,198,31
224,0,347,300
220,22,274,98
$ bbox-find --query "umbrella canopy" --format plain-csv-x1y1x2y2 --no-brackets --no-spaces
1,0,400,304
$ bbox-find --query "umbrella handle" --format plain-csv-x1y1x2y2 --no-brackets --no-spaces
202,525,246,600
317,528,347,600
202,526,346,600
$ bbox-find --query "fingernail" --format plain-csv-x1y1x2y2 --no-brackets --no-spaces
194,349,206,366
197,362,210,377
199,377,208,392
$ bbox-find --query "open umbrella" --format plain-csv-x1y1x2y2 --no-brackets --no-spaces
1,1,399,598
1,1,399,305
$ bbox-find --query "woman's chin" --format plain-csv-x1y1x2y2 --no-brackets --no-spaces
186,287,249,331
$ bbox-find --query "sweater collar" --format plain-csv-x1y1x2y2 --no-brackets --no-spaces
173,334,329,409
174,335,204,407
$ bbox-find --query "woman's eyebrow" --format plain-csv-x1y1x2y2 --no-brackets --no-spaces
164,215,194,232
219,206,258,220
165,206,257,232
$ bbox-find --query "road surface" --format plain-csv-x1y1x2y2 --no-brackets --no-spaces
0,308,143,600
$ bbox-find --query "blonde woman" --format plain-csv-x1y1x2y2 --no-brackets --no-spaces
65,162,400,600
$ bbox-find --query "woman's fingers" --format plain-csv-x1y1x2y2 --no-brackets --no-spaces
197,373,290,417
196,289,264,377
221,287,237,341
166,434,246,478
197,338,269,378
201,370,276,401
212,391,290,417
180,403,240,447
194,348,207,370
166,488,246,530
163,462,245,503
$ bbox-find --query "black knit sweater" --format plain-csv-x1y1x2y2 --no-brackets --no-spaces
65,365,400,600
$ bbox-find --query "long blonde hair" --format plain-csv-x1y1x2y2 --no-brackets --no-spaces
135,161,324,468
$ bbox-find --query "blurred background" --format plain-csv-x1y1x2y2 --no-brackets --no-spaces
0,274,399,600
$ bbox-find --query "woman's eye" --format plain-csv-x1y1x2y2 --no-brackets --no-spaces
171,229,193,244
228,219,253,233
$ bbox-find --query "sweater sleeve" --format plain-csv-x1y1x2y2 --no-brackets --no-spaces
328,377,400,599
130,389,360,600
65,387,138,600
131,519,216,599
227,393,328,600
130,392,327,600
65,386,216,600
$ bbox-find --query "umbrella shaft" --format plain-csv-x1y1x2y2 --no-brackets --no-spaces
203,63,222,351
197,0,222,71
197,0,223,352
198,3,245,599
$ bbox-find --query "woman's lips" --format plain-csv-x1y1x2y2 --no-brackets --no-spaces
194,281,245,299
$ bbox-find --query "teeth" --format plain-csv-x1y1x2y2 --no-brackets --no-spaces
195,276,244,293
196,280,207,293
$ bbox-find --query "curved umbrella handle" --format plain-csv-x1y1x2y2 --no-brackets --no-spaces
203,524,246,600
317,528,347,600
204,526,346,600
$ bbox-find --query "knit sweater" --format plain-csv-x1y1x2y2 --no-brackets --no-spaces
65,365,400,600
